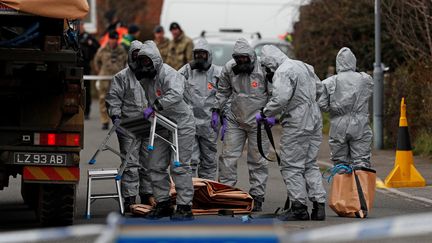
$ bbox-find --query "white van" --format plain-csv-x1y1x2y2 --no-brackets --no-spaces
160,0,305,39
198,29,294,66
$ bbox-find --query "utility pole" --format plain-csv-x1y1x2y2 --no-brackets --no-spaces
373,0,384,149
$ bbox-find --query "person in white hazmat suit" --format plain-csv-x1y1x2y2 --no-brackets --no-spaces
318,47,373,168
256,45,326,221
178,38,222,180
136,40,196,221
211,38,270,212
106,40,154,211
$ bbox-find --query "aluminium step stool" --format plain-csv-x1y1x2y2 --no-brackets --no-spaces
86,168,124,219
86,116,152,219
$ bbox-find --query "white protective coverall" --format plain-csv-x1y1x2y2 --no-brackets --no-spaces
106,41,152,198
179,38,222,180
137,41,195,206
213,38,270,202
261,45,326,206
318,47,373,168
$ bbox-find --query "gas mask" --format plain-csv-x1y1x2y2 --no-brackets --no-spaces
135,55,157,80
190,50,210,71
263,66,275,83
232,54,254,75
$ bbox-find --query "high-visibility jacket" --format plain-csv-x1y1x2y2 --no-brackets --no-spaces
99,26,128,47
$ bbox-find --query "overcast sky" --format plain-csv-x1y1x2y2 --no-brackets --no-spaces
160,0,310,38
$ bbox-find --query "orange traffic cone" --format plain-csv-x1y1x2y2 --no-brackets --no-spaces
384,98,426,188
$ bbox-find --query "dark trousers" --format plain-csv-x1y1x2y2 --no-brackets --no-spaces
84,79,92,116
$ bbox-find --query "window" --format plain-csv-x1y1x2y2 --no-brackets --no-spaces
209,43,234,66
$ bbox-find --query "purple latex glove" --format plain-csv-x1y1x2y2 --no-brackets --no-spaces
143,107,155,119
265,116,277,127
110,115,124,135
220,117,227,141
255,112,265,124
211,111,219,132
111,115,120,124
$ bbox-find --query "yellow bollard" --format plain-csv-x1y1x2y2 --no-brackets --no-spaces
384,98,426,188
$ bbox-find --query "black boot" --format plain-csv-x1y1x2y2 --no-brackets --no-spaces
140,193,154,205
282,195,290,210
311,202,326,220
277,201,310,221
170,205,194,221
102,123,109,130
146,200,174,219
252,196,264,212
123,196,136,213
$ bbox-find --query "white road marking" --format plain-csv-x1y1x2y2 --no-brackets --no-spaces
290,211,432,242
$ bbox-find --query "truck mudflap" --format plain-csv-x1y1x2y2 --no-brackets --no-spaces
23,166,79,183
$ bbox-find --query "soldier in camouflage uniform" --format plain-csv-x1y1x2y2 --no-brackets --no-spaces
94,31,128,129
153,25,170,62
166,22,194,70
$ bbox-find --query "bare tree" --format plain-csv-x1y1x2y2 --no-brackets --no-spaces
293,0,379,78
382,0,432,62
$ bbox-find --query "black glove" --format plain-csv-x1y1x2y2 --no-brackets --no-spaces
154,99,163,111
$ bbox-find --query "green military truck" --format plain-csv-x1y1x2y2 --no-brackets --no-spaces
0,7,85,226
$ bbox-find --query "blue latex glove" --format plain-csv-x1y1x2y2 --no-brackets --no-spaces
220,117,227,141
143,107,155,119
211,111,219,132
265,116,277,127
255,112,265,124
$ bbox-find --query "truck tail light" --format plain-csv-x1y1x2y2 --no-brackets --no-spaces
34,133,80,146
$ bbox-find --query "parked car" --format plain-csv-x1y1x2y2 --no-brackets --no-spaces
196,29,294,66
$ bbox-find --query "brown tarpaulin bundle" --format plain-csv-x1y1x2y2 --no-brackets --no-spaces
329,168,376,218
1,0,89,19
131,178,254,216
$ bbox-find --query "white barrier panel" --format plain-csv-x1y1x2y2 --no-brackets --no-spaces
0,224,105,243
290,212,432,242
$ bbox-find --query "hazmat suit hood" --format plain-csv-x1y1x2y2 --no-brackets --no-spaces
336,47,356,73
260,45,288,71
135,40,164,80
232,37,256,63
140,40,164,70
190,38,212,71
127,40,143,72
231,38,256,75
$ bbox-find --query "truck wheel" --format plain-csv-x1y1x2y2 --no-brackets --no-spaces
21,182,40,210
38,184,76,226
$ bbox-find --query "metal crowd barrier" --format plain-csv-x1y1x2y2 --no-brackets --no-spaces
83,75,113,81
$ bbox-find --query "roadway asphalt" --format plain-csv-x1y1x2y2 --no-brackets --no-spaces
1,101,432,242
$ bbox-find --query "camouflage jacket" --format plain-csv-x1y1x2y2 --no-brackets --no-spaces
156,37,170,62
94,45,127,79
166,33,193,70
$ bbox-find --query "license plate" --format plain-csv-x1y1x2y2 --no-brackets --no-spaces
14,153,67,165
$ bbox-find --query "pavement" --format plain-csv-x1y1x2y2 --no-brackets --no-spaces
314,125,432,206
370,147,432,205
1,100,432,242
